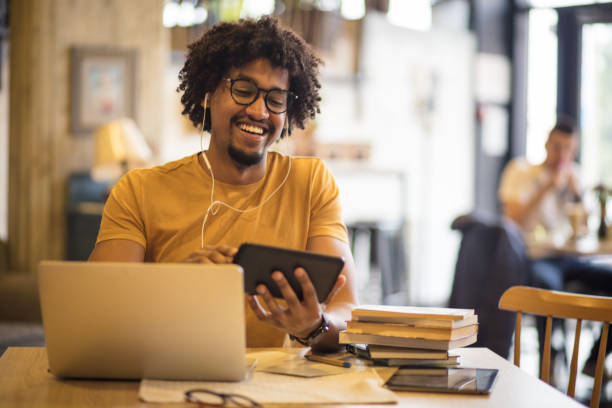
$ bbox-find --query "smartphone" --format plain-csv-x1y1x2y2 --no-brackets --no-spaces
233,243,345,302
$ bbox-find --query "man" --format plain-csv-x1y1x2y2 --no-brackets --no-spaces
499,118,582,241
499,117,612,376
89,17,358,352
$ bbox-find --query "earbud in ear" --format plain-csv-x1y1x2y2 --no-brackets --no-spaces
282,116,289,138
200,93,211,151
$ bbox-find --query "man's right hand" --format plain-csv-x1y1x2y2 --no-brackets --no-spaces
181,245,238,264
504,163,575,228
549,162,575,191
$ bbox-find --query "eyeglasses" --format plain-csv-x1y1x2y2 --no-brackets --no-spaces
185,388,262,407
226,78,297,114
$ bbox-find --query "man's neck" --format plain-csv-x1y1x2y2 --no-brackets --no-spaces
200,147,267,185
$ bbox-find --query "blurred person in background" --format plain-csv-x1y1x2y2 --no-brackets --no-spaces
499,117,612,377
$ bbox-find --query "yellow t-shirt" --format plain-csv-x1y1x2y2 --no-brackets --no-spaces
96,151,348,347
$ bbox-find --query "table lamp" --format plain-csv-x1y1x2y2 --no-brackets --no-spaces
91,118,153,183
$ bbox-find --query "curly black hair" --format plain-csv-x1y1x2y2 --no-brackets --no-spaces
177,16,322,138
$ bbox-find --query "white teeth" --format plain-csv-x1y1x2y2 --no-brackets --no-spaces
239,123,264,135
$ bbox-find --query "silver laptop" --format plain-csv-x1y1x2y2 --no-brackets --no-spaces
38,261,247,381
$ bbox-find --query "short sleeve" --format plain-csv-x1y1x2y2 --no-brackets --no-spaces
96,171,147,248
308,161,349,243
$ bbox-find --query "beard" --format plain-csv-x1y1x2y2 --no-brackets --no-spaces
228,143,265,166
225,115,278,166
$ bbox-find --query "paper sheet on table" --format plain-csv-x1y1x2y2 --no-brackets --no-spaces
258,350,358,377
139,350,398,404
261,359,348,377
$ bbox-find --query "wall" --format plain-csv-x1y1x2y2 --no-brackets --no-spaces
0,39,7,242
57,0,168,170
317,13,476,305
8,0,168,272
472,0,514,216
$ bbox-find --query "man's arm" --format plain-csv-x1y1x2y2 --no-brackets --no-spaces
503,164,580,228
89,240,238,263
503,182,554,228
88,239,145,262
305,235,359,352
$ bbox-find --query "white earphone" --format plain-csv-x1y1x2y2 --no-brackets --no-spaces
200,93,211,152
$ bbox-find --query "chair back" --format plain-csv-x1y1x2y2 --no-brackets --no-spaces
450,213,529,356
499,285,612,408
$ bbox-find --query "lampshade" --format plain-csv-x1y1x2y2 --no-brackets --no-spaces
91,118,153,183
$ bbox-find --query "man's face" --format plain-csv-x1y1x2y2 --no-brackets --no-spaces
545,130,577,169
208,58,289,166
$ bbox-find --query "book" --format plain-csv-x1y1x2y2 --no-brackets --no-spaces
339,331,477,350
346,321,478,340
394,367,454,375
352,313,479,329
346,343,449,360
372,355,460,367
352,305,475,322
368,345,450,359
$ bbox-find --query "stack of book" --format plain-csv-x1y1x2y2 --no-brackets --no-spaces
339,305,478,367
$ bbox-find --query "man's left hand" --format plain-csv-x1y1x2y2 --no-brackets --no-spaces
247,267,346,338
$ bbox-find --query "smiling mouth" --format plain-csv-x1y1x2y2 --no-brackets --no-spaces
238,123,265,135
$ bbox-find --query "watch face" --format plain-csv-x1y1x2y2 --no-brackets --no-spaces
309,314,329,344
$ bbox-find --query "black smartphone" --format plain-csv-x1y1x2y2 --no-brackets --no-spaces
233,243,345,302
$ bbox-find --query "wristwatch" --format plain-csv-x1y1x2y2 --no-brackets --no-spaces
289,314,329,347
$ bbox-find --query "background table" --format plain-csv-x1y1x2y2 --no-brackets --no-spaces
0,346,583,407
528,234,612,259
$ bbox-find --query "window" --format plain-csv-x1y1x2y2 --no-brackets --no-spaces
580,22,612,186
526,8,558,164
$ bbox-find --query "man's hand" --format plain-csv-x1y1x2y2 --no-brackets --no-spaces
247,236,357,352
550,163,572,190
182,245,238,264
247,267,346,339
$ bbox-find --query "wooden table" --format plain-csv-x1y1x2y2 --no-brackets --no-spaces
0,347,583,407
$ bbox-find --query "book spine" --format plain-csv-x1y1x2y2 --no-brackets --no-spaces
347,322,478,340
351,307,474,321
339,331,477,350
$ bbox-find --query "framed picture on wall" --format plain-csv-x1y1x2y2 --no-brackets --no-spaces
71,47,138,134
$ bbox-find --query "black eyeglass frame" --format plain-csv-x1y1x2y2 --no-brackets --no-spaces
225,77,297,114
184,388,262,407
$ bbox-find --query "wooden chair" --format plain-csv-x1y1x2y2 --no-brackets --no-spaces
499,285,612,408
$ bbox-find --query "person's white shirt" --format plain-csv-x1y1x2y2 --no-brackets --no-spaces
498,157,580,239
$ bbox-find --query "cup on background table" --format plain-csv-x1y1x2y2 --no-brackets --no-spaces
566,203,588,240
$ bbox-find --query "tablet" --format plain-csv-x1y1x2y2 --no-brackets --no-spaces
385,367,499,395
233,243,345,302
